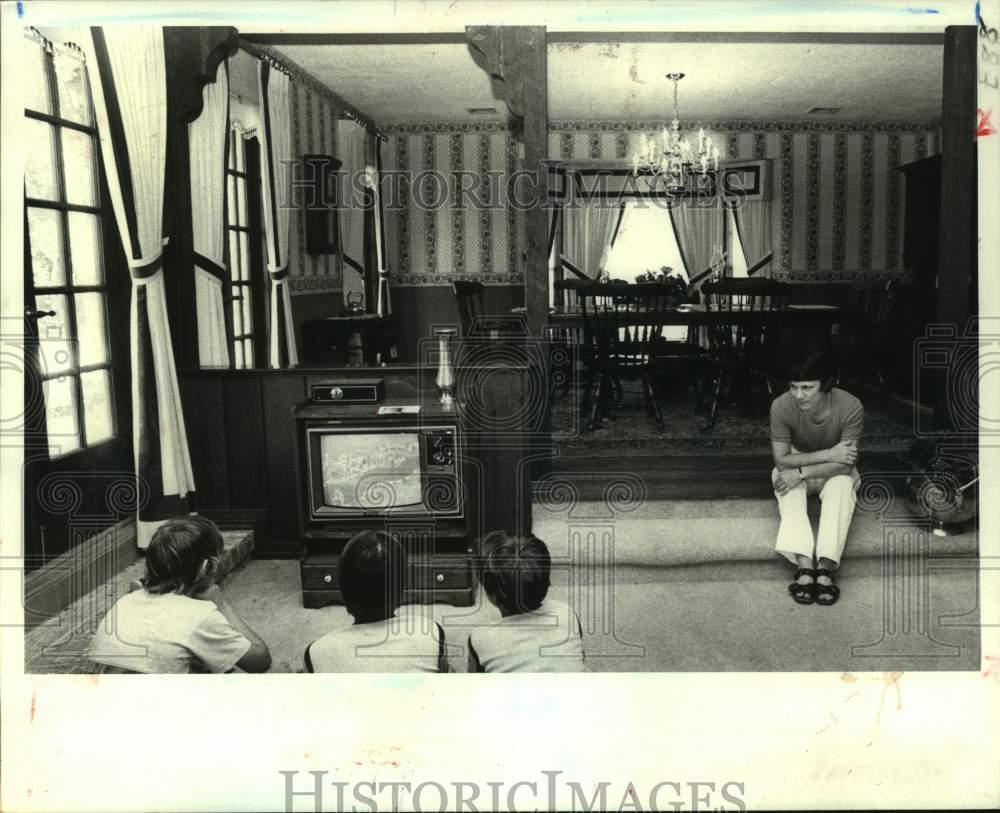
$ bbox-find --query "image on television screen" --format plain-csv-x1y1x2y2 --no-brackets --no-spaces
319,432,422,509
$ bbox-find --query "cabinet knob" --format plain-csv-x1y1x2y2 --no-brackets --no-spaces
323,574,333,584
435,573,445,583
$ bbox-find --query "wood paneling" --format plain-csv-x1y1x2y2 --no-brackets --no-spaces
261,375,307,542
182,364,537,557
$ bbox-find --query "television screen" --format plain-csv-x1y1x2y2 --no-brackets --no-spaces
319,432,422,509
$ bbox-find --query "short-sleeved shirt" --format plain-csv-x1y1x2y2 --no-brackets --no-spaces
468,599,585,673
87,590,251,674
305,609,446,673
770,387,864,453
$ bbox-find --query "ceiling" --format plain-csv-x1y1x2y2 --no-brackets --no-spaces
271,38,943,126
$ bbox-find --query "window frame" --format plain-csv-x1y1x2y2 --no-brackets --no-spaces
24,36,116,459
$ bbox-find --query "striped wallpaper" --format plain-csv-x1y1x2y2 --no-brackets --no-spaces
286,80,343,294
380,120,940,286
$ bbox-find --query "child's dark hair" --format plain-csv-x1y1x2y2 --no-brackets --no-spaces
478,531,551,613
786,347,837,392
339,530,406,620
144,515,224,595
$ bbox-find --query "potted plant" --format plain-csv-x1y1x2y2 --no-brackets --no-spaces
899,439,979,536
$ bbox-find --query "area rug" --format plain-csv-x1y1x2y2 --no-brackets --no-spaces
550,384,917,457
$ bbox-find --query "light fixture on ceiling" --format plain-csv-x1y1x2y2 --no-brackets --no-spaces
631,72,718,193
467,107,498,115
807,107,842,115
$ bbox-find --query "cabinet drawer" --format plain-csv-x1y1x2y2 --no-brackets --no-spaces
301,561,340,591
408,557,472,591
302,555,473,594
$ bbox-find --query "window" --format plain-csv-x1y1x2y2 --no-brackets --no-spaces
726,206,750,277
23,32,114,459
226,127,255,368
604,201,689,282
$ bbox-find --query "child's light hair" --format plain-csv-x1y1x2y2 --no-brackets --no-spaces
478,531,551,613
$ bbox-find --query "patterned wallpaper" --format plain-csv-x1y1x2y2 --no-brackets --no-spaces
286,80,342,295
380,120,940,286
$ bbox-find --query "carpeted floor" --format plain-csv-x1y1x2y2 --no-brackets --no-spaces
224,556,980,674
551,381,916,457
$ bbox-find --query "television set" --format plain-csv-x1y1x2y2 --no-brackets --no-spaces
297,405,466,538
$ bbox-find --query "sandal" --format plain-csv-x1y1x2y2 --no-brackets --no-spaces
814,568,841,606
788,568,816,605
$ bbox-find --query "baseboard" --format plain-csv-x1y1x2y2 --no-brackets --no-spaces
23,519,137,631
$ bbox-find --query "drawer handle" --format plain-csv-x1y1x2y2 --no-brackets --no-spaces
323,574,333,584
435,573,445,583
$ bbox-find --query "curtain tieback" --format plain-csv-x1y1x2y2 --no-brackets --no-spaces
129,238,170,281
268,263,288,282
194,251,226,281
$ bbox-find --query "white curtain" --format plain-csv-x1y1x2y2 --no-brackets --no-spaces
338,118,368,309
732,199,772,275
258,61,298,367
189,59,231,368
562,197,624,280
669,200,725,282
84,27,195,548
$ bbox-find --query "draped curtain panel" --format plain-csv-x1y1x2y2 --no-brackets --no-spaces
189,58,231,368
668,201,725,279
337,118,368,309
562,197,624,279
258,61,298,367
733,199,772,274
84,26,195,548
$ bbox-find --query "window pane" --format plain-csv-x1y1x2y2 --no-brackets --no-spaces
74,292,109,366
243,338,253,368
237,177,247,225
234,135,245,173
228,231,240,280
34,293,75,375
62,128,97,206
43,375,81,457
24,38,52,115
231,296,243,336
80,369,113,444
24,118,59,200
233,340,245,369
228,132,235,169
227,175,237,225
27,207,66,287
67,211,103,285
53,52,92,126
239,232,250,281
241,286,252,331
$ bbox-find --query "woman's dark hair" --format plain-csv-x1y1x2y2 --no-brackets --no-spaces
144,515,224,595
339,530,406,620
786,347,837,392
478,531,551,613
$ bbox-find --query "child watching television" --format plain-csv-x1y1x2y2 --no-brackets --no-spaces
304,530,448,673
468,531,585,673
87,515,272,674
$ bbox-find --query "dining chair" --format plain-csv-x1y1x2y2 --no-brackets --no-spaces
697,278,793,430
838,279,897,397
575,282,673,431
452,280,524,338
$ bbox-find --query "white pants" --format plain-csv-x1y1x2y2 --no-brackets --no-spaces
772,467,859,568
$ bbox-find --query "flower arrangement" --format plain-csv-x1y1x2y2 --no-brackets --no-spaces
633,266,693,305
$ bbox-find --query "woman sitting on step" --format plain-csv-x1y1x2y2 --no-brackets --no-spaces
770,347,864,606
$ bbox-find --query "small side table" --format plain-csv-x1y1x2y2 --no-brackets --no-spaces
301,314,399,366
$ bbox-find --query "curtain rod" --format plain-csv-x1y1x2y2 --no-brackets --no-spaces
237,38,386,141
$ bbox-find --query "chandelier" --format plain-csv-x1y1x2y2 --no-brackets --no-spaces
631,72,719,193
